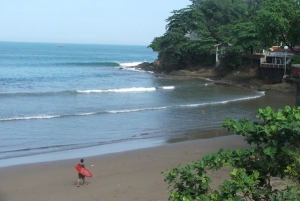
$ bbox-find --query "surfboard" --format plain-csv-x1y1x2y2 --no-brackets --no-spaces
75,165,93,177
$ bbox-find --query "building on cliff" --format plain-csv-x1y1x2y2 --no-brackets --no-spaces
249,46,300,81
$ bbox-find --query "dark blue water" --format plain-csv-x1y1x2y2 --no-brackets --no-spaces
0,42,294,167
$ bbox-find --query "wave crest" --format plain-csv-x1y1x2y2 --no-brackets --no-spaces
0,115,61,121
0,107,168,121
180,94,264,107
77,87,156,93
107,107,167,114
0,86,175,97
119,62,143,67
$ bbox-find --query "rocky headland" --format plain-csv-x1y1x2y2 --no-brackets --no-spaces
135,61,297,93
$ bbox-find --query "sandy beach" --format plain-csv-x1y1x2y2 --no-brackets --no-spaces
0,135,249,201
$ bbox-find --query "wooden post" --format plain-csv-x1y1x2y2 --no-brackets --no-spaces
216,45,219,63
214,43,222,66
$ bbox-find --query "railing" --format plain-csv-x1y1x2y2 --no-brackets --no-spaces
265,52,294,57
260,63,286,69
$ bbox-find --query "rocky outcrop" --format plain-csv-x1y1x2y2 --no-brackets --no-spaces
136,61,165,72
134,60,296,93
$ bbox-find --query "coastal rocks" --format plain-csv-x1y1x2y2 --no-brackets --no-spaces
135,61,296,93
260,83,296,93
136,61,217,78
169,70,191,76
214,72,296,93
135,61,164,72
136,60,185,73
168,70,208,77
136,62,151,69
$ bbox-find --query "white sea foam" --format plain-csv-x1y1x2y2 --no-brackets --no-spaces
1,106,169,122
160,86,175,90
205,83,214,86
77,86,174,94
77,90,103,93
119,62,143,67
115,87,156,92
180,103,207,107
121,67,141,72
107,106,167,114
199,77,214,82
180,94,264,107
77,112,97,116
0,115,60,121
118,61,150,72
108,109,146,114
77,87,156,93
230,95,263,102
257,91,265,95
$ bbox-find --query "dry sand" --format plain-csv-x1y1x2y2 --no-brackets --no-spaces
0,135,248,201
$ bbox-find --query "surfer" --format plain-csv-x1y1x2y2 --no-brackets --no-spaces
77,159,88,187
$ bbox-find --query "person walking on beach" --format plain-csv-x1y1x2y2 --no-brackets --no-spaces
77,159,88,187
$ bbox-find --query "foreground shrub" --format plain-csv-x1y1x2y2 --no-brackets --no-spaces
164,106,300,200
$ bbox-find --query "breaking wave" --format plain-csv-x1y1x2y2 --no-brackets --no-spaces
0,86,176,97
0,92,264,122
180,93,265,107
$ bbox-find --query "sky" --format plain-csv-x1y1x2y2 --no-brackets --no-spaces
0,1,191,45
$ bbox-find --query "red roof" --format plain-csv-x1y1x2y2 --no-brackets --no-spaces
273,46,300,54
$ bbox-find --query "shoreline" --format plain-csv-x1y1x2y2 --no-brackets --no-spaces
1,88,294,168
0,129,231,168
166,70,297,93
0,135,248,201
1,88,295,201
136,62,297,93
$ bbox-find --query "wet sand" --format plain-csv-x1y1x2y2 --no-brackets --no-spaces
0,135,248,201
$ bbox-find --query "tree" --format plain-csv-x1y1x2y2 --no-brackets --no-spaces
220,22,261,54
255,0,300,50
164,106,300,200
149,0,300,69
149,28,190,67
244,0,263,20
149,5,214,67
192,0,248,42
218,21,261,69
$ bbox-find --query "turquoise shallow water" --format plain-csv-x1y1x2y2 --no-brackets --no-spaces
0,42,295,167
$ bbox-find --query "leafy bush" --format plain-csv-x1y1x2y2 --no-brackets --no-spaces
291,55,300,65
164,106,300,200
220,49,243,70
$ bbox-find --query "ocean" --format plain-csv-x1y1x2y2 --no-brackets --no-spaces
0,42,294,167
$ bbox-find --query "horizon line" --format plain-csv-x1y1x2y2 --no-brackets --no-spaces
0,40,151,47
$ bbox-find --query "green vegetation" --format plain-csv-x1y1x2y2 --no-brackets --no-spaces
164,106,300,200
149,0,300,70
291,55,300,65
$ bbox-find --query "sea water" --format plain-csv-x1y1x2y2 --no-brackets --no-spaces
0,42,294,167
